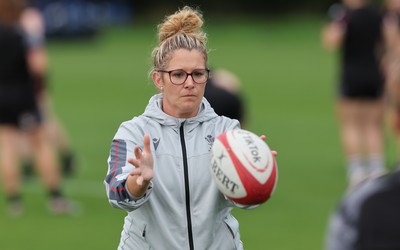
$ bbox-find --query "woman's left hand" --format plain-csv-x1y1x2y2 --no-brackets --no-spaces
260,134,277,156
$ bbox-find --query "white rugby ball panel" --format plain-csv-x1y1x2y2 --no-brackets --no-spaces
227,130,273,184
210,129,278,205
210,139,247,198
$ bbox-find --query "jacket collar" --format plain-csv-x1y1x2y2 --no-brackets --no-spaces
142,93,218,128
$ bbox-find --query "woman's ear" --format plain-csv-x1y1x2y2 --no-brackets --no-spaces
152,71,164,91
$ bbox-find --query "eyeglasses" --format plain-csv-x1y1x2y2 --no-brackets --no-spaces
157,69,210,85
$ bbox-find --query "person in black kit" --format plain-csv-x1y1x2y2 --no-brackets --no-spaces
204,68,246,126
0,0,71,215
322,0,386,189
16,4,77,178
325,35,400,250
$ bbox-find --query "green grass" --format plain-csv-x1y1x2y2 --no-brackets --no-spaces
1,15,397,249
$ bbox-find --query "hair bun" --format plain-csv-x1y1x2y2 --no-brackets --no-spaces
158,6,205,43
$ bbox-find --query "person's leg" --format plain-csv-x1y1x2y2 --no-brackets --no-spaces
40,94,76,176
363,99,386,177
45,118,76,176
386,65,400,162
29,125,61,190
337,99,367,187
17,131,36,177
0,126,24,215
391,106,400,157
29,125,72,214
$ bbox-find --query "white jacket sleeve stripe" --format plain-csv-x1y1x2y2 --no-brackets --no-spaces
105,139,130,202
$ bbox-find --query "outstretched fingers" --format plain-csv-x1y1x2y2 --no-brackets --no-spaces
260,134,277,156
133,145,142,161
128,158,141,175
128,157,147,186
127,134,154,185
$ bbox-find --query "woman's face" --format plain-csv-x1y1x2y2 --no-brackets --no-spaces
153,48,207,118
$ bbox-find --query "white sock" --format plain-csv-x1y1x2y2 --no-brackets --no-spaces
347,156,367,187
347,156,366,181
367,154,386,176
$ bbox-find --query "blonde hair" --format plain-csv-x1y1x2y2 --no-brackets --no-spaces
151,6,208,71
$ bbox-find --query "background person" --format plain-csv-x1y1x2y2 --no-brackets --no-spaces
0,0,71,215
321,0,386,189
104,6,270,249
18,4,77,177
204,68,247,127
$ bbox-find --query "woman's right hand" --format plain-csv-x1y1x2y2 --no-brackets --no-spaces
126,134,154,196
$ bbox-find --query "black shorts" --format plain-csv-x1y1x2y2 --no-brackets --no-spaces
0,105,42,131
339,80,384,100
340,64,385,99
0,84,43,130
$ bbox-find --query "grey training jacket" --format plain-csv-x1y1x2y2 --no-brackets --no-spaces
105,94,245,250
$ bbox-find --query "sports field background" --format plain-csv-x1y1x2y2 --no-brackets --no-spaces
1,15,397,249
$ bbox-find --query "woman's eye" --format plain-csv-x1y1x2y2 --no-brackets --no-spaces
172,71,185,78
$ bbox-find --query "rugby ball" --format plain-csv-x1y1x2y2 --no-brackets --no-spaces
210,129,278,205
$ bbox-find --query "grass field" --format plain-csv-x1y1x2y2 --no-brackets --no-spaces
1,15,397,250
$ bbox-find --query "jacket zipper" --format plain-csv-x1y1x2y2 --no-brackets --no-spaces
180,123,194,250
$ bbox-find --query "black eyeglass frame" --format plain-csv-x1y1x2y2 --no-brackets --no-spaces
156,68,211,85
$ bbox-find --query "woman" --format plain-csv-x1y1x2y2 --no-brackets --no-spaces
105,6,267,250
17,5,77,178
322,0,386,189
325,30,400,248
0,0,70,215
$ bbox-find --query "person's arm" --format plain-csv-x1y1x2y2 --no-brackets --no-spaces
324,184,374,250
20,7,47,74
322,22,346,51
382,13,400,52
105,130,154,212
20,7,48,98
325,208,358,250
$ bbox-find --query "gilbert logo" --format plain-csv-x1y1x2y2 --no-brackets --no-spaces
211,153,239,193
152,137,160,151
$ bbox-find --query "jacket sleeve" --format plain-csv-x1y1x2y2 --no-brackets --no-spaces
227,198,259,210
104,137,153,212
324,204,358,250
325,176,387,250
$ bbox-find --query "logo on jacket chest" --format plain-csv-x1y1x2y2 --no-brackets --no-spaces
205,134,215,151
153,137,160,151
